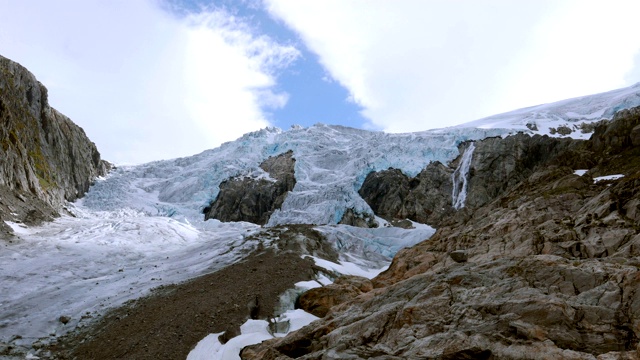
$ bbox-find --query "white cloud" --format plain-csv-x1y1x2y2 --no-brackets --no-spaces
266,0,640,132
495,0,640,114
0,0,298,164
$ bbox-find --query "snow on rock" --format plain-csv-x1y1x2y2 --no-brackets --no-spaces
454,82,640,139
307,256,388,279
187,311,320,360
594,174,624,182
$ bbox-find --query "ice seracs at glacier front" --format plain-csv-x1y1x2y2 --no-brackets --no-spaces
2,81,640,359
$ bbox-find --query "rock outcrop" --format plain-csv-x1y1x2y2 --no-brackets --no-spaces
0,55,110,230
204,150,296,225
359,133,581,228
338,208,378,228
359,161,454,226
241,108,640,359
296,275,373,318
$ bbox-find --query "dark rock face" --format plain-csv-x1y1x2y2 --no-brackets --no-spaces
359,161,454,226
204,150,296,225
464,133,579,210
241,108,640,359
0,55,110,230
359,134,580,228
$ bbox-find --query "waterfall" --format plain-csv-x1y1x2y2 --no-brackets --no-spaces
451,142,475,210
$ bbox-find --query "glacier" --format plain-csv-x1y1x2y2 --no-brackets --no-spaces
2,83,639,354
81,125,510,227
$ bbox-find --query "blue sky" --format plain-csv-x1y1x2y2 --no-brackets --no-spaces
0,0,639,164
166,0,368,129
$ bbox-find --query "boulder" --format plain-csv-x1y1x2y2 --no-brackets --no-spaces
296,276,372,318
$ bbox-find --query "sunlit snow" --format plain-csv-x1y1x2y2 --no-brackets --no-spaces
594,174,624,182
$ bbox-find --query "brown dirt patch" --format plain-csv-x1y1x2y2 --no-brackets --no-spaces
47,249,316,360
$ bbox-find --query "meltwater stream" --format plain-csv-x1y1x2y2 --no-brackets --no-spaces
451,142,475,210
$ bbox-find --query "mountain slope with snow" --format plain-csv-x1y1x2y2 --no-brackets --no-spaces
454,82,640,139
77,82,640,228
2,82,640,358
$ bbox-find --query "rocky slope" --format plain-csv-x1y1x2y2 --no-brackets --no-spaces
241,108,640,359
0,55,109,233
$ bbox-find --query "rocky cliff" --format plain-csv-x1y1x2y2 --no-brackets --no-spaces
0,55,110,232
204,150,296,225
241,108,640,359
358,133,583,228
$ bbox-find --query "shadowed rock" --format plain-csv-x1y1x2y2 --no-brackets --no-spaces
0,55,110,230
204,150,296,225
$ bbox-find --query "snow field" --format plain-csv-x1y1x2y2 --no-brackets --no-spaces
0,209,261,347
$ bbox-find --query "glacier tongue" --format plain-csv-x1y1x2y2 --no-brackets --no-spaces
81,125,509,226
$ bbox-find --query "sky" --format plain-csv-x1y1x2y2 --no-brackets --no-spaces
0,0,639,164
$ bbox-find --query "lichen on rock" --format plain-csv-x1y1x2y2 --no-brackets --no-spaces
0,55,110,230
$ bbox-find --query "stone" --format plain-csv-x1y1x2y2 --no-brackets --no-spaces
204,151,296,225
296,282,362,318
338,208,378,228
359,162,455,227
449,250,468,263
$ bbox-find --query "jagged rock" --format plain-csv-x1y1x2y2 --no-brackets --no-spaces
359,161,454,227
0,55,110,226
359,134,581,228
463,133,579,210
241,107,640,360
338,208,377,228
204,150,296,225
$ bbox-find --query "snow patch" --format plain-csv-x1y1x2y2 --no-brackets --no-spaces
4,221,30,235
594,174,624,182
187,310,319,360
307,256,388,279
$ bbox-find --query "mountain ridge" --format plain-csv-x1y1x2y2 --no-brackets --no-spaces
0,55,110,235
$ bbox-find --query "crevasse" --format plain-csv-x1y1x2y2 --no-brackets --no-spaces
451,142,475,210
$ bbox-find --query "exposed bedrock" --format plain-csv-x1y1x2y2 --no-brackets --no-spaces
204,150,296,225
359,132,584,227
358,161,455,226
242,107,640,359
0,55,110,230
